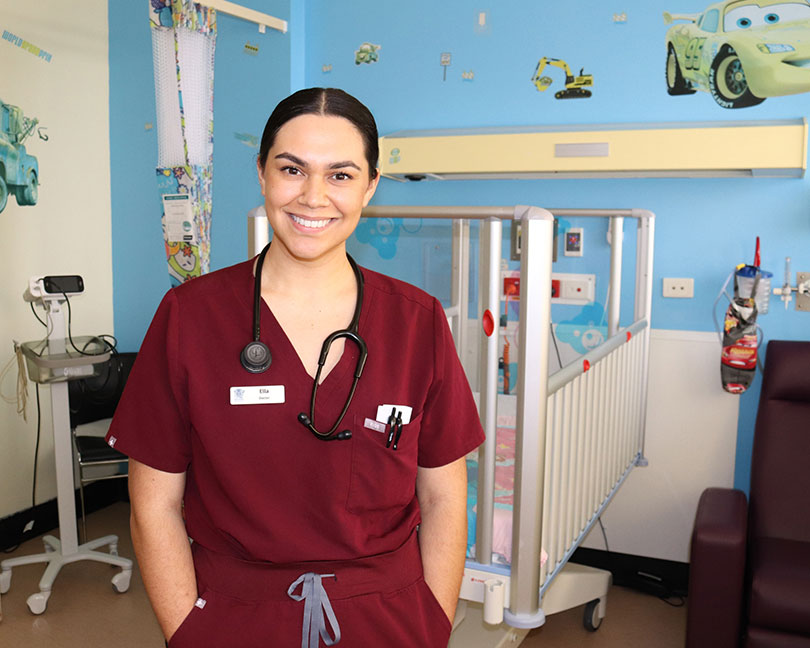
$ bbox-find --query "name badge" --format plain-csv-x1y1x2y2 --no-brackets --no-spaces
230,385,285,405
375,404,413,425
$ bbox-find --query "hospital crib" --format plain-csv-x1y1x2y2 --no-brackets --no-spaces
248,204,655,646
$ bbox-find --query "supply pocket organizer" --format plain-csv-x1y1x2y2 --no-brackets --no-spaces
346,411,422,514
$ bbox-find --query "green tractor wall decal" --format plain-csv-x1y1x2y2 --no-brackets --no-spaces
0,99,47,213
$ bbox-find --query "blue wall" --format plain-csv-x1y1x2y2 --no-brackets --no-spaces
109,1,810,492
302,0,810,492
109,0,292,353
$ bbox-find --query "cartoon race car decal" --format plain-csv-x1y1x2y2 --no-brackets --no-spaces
664,0,810,108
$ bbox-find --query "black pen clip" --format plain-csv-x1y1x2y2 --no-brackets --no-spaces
386,407,397,448
392,412,404,450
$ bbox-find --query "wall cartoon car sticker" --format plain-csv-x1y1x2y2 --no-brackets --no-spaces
0,99,47,214
664,0,810,108
532,57,594,98
354,42,380,65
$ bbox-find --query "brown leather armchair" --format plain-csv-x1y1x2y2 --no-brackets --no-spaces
687,340,810,648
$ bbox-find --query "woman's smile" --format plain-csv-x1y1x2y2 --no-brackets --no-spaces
289,212,335,231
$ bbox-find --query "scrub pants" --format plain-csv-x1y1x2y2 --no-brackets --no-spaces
167,532,453,648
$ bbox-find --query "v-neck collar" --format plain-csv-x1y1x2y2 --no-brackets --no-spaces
235,257,373,403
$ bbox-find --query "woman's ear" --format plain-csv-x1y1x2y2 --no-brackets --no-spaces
362,169,380,207
257,159,267,196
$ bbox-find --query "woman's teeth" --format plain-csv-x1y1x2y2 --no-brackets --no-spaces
291,214,330,229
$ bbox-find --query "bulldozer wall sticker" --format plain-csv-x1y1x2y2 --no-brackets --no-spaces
532,57,594,98
0,99,47,214
664,0,810,108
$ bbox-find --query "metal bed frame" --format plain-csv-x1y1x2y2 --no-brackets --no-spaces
249,204,655,645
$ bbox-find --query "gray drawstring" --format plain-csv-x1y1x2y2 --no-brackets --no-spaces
287,572,341,648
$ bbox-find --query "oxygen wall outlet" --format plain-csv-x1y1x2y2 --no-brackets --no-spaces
797,272,810,312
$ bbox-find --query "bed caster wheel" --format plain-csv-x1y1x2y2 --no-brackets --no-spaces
0,569,11,594
112,570,131,593
583,599,602,632
27,591,50,615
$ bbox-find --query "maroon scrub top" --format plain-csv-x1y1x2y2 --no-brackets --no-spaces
108,258,484,563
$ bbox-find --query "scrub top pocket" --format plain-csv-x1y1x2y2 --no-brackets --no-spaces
346,411,422,514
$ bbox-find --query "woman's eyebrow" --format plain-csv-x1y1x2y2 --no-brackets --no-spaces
274,152,308,166
274,152,361,172
328,160,362,171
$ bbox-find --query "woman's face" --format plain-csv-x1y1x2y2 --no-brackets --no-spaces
257,113,379,264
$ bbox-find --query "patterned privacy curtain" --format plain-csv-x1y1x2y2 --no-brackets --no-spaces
149,0,216,285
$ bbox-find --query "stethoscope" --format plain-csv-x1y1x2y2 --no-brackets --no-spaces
240,242,368,442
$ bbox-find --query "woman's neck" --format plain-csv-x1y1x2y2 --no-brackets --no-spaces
259,241,355,302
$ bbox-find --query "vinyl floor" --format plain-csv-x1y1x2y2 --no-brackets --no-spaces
0,502,686,647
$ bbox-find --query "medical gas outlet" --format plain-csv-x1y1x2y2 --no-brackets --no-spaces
501,271,595,304
552,273,595,304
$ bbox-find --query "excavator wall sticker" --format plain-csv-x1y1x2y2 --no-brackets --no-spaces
532,57,594,98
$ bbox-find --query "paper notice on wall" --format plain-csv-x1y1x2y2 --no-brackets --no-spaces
162,194,196,244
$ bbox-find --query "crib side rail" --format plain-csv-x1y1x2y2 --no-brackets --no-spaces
539,320,649,594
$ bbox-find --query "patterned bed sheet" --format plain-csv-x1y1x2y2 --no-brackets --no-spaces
466,418,547,567
466,421,516,565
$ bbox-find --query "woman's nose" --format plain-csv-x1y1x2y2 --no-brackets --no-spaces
300,175,330,208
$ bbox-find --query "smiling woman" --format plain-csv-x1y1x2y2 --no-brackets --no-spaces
257,112,379,265
106,88,484,648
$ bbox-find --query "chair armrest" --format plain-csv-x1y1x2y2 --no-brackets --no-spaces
686,487,748,648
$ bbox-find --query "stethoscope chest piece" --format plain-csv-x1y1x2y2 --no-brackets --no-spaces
241,340,272,373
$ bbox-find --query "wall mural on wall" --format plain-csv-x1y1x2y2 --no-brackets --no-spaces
440,52,451,80
554,304,608,355
354,42,380,65
664,0,810,108
354,217,423,259
532,57,594,98
0,98,47,214
355,217,400,258
474,10,491,35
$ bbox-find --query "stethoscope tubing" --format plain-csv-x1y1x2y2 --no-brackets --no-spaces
247,242,368,441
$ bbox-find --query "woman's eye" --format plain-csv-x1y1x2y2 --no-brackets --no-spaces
281,166,301,176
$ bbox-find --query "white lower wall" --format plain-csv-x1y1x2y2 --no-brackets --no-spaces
579,329,739,563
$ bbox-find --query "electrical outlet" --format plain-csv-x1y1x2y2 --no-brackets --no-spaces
663,277,694,298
